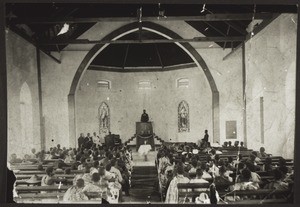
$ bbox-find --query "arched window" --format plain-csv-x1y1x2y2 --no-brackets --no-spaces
20,82,34,155
177,78,189,88
98,102,110,136
97,80,111,89
138,81,151,89
178,100,190,132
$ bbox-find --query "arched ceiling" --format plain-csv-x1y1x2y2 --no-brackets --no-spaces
89,30,194,69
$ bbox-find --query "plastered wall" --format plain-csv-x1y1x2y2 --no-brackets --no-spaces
6,31,41,157
6,15,296,159
245,14,297,158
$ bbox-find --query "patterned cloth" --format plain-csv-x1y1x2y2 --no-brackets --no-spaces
73,174,83,185
63,186,88,202
165,175,190,204
82,182,107,200
158,157,170,174
81,173,92,185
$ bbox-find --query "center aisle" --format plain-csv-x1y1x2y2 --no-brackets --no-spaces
122,150,162,204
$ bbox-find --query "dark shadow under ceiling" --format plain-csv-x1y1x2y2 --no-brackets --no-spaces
89,30,194,69
5,3,297,67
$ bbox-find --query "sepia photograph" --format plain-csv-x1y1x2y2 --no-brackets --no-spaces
0,0,299,205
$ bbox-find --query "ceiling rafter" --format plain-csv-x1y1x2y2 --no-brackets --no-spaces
122,44,130,69
224,21,247,35
204,21,227,37
38,36,245,46
7,13,275,24
155,44,164,69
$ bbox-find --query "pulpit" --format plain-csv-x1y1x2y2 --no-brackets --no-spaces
105,134,121,148
136,122,155,151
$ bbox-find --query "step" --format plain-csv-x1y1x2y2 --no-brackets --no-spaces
132,175,157,179
131,178,157,183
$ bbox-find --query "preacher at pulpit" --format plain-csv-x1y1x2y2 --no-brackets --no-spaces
140,109,149,122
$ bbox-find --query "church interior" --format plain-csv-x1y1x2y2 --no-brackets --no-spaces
1,1,299,204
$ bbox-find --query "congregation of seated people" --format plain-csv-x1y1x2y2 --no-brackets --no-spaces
9,136,294,204
9,132,134,203
155,141,294,204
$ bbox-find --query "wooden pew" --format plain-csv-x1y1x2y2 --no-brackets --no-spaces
17,192,65,199
13,170,84,174
16,185,70,194
177,183,291,202
15,178,73,186
16,174,76,180
11,163,73,171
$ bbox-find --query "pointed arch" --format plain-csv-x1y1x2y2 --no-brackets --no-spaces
98,102,110,137
178,100,190,132
20,82,34,155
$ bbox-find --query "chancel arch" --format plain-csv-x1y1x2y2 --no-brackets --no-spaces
68,22,220,146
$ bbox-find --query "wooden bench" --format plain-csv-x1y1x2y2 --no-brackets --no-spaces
16,185,70,193
15,178,73,186
17,192,65,199
11,163,73,171
13,170,84,174
177,183,291,201
16,174,76,180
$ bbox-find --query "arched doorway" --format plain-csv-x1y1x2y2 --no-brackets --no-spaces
68,22,220,146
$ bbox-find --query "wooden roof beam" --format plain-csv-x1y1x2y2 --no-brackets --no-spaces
38,36,246,46
7,13,275,24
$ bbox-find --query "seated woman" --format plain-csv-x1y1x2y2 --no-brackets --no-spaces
64,150,75,164
78,157,87,170
82,173,109,201
190,169,209,191
165,164,190,204
9,153,23,164
208,159,220,177
90,161,100,175
257,147,268,158
187,168,209,202
246,162,261,189
200,162,212,180
214,165,233,191
262,157,273,172
63,178,88,202
41,166,57,193
81,165,93,185
55,162,64,172
188,159,198,175
232,168,259,191
264,168,289,190
226,156,236,171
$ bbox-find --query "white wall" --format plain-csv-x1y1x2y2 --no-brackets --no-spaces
6,31,41,157
75,68,212,144
245,14,297,158
6,15,296,160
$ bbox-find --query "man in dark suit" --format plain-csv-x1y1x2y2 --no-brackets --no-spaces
78,133,85,149
141,109,149,122
200,130,209,147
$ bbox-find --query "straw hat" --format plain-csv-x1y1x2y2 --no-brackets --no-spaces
26,174,41,184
